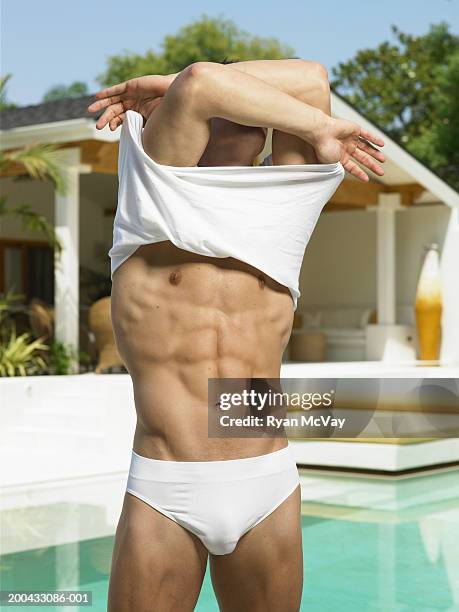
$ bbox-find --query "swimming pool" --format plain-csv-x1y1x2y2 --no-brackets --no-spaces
2,468,459,611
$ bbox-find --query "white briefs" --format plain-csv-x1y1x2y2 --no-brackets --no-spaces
108,109,345,310
126,444,300,555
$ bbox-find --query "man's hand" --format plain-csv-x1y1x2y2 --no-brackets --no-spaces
87,74,177,131
313,117,385,182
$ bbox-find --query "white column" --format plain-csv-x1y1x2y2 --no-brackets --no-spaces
376,192,400,324
366,192,417,362
54,148,81,372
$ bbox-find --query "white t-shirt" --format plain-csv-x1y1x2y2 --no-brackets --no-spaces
109,110,345,310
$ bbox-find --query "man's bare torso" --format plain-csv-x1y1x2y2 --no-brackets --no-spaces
111,240,294,461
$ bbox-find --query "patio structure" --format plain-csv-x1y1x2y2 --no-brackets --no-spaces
1,92,458,365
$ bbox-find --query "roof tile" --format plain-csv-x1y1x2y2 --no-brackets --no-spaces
0,95,103,130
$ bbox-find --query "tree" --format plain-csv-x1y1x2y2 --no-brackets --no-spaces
97,14,294,86
0,74,18,110
0,75,65,251
409,47,459,187
0,77,68,375
331,23,459,189
0,143,65,252
42,81,89,102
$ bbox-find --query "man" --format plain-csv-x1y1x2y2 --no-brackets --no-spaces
88,59,384,611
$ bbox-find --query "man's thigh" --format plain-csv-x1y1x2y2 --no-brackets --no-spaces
108,492,208,612
209,485,303,612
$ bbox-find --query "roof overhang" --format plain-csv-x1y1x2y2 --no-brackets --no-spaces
332,94,459,209
1,95,458,209
0,118,118,149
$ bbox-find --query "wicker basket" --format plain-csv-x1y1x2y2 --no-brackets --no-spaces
88,297,124,373
289,331,326,362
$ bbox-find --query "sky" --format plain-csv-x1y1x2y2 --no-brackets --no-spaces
1,0,458,106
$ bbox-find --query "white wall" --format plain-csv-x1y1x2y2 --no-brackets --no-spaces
0,374,136,554
299,204,451,318
299,209,376,308
0,176,54,239
395,204,450,304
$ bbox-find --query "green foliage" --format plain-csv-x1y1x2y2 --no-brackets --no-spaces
331,23,459,189
46,341,91,375
0,199,62,253
0,327,48,376
97,14,294,86
0,74,17,110
42,81,89,102
0,132,66,252
0,290,24,328
47,339,75,375
0,292,85,376
78,350,92,367
411,47,459,186
0,142,67,193
0,292,48,377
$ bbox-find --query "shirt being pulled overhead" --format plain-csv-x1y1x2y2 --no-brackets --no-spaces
108,109,345,310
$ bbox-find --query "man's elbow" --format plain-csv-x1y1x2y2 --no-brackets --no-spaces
175,61,223,108
309,60,329,83
181,61,225,90
294,59,331,112
291,58,329,83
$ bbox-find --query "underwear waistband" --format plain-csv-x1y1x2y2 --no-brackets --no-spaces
128,444,296,483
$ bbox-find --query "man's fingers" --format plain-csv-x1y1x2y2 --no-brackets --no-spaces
357,138,385,163
87,95,122,113
109,112,126,131
94,82,127,100
87,82,129,116
343,158,369,182
95,102,126,129
352,148,385,176
360,128,384,148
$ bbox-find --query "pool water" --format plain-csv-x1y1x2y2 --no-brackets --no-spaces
2,471,459,611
